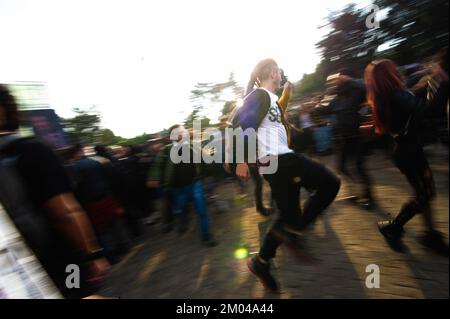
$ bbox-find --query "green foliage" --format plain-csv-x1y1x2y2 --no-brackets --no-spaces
62,107,101,145
293,1,448,96
185,72,244,127
375,0,449,65
61,107,148,146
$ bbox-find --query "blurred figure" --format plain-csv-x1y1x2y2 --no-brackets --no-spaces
147,133,183,233
297,103,316,154
70,144,129,263
311,97,334,155
225,106,274,216
285,105,302,148
115,145,144,238
147,125,218,247
94,144,117,163
365,59,448,256
312,70,375,208
0,84,110,298
139,137,165,225
233,59,340,292
148,137,164,159
200,127,231,214
410,50,450,145
226,84,298,216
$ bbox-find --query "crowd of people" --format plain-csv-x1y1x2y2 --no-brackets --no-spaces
0,49,449,297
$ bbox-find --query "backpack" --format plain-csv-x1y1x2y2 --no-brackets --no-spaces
225,88,276,174
0,134,62,298
0,135,59,266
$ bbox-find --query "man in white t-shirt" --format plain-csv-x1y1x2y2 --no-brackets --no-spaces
231,59,341,292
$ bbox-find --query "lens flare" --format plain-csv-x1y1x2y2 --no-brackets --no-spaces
234,247,248,260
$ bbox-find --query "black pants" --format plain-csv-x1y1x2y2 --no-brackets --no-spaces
161,188,190,226
393,142,436,228
249,164,271,211
297,127,315,154
338,135,373,200
162,190,175,225
259,153,340,261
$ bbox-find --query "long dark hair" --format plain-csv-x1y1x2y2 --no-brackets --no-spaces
245,59,278,96
0,84,20,131
364,59,406,134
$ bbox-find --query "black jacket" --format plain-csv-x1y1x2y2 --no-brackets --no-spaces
312,79,366,138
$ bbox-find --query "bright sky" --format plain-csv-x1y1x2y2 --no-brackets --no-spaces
0,0,369,137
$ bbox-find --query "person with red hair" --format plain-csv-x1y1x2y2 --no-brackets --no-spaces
364,59,448,255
